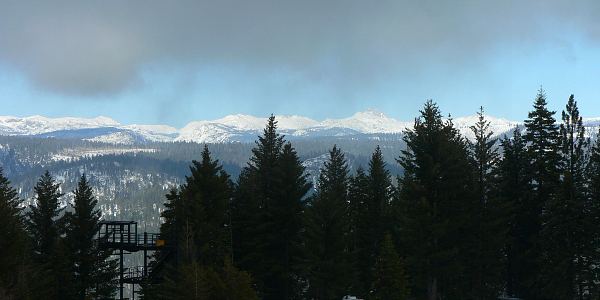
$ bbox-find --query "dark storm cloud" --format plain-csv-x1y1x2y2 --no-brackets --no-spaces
0,0,599,96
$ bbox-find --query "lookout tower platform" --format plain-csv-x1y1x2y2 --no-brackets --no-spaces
98,220,168,300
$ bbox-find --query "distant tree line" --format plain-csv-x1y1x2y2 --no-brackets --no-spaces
3,88,600,299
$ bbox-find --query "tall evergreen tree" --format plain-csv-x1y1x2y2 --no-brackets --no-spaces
470,107,500,210
268,142,310,299
231,167,262,276
354,146,393,295
523,89,561,297
232,115,284,294
586,128,600,297
0,168,31,299
397,100,474,300
141,188,184,299
370,233,410,300
157,188,184,265
26,171,67,299
182,145,233,267
304,145,353,299
466,107,505,298
155,146,233,267
346,167,369,294
232,116,310,300
27,171,64,262
146,146,257,299
537,95,589,298
498,127,532,297
64,174,117,299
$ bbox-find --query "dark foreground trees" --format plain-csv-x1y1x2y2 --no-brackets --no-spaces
303,145,353,299
144,145,258,300
26,171,71,299
232,116,310,300
30,172,118,300
396,100,475,299
0,170,119,300
5,90,600,300
64,174,118,299
370,233,409,300
0,168,30,299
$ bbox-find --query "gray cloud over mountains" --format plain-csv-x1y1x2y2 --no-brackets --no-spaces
0,0,599,96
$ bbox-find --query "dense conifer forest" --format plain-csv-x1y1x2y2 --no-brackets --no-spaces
3,90,600,299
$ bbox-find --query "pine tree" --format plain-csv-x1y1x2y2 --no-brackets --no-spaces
156,145,233,269
231,167,262,280
368,146,393,237
141,188,183,300
0,168,31,299
466,107,505,298
232,116,310,300
470,107,500,210
27,171,64,262
353,146,393,295
347,167,369,294
26,171,66,299
586,128,600,297
152,187,184,271
370,233,409,300
397,100,474,300
64,174,117,299
232,115,284,296
182,145,233,267
268,142,310,299
348,167,369,252
304,145,353,299
497,127,532,297
523,88,561,297
146,146,257,299
537,95,589,298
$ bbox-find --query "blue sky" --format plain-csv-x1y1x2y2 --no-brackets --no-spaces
1,1,599,127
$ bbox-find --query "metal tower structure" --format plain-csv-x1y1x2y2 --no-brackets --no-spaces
97,221,168,300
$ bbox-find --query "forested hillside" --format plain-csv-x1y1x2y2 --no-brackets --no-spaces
0,134,404,232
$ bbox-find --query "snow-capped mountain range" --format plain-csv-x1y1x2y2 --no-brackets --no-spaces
0,110,597,144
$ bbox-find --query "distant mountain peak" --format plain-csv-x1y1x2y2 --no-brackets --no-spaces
356,108,387,117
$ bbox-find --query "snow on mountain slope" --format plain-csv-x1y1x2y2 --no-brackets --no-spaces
85,131,140,145
124,124,178,135
176,114,322,143
176,122,255,143
277,115,320,129
318,109,411,134
5,111,600,145
0,115,119,135
122,124,179,142
212,114,266,130
0,115,177,143
176,110,410,143
452,115,520,140
213,114,319,130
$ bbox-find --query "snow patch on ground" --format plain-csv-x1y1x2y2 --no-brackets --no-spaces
51,148,158,162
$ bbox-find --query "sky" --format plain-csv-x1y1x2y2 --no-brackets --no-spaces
1,0,600,127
